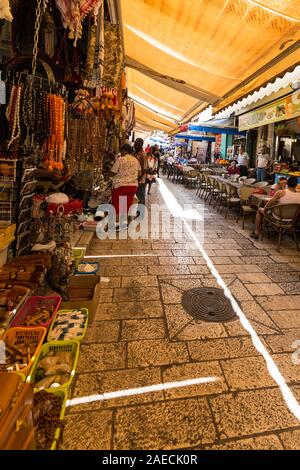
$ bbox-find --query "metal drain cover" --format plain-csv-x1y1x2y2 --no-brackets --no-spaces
181,288,237,323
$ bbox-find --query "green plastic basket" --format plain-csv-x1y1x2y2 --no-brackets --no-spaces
33,388,67,451
27,340,80,393
49,389,67,451
72,247,86,268
47,308,89,343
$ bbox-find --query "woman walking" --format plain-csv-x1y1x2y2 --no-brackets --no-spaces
111,144,141,229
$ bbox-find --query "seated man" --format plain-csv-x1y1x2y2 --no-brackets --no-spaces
274,176,288,193
250,176,300,240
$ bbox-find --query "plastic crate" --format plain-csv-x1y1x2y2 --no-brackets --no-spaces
27,340,80,393
47,308,89,342
75,261,99,275
33,388,67,451
11,295,62,329
1,327,47,378
72,247,86,268
50,389,67,450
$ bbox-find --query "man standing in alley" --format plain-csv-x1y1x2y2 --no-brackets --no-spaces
154,144,161,178
237,145,250,177
134,138,148,206
256,146,273,182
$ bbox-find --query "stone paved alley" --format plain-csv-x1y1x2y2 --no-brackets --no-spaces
62,178,300,450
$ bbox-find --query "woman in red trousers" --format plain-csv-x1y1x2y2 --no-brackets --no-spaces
111,144,141,230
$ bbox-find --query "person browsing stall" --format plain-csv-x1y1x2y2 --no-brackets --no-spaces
111,144,141,230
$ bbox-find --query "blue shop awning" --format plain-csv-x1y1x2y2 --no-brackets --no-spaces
175,134,216,142
189,124,246,136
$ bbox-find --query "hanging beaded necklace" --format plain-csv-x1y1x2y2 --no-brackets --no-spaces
6,84,23,150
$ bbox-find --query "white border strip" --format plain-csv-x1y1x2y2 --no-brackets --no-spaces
67,376,219,407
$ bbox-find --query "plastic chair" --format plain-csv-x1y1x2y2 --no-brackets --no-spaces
262,203,300,252
253,181,269,188
236,187,257,229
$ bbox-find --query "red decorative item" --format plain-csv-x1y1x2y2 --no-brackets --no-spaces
46,199,83,216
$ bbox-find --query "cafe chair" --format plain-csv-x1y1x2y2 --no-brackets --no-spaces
185,170,200,189
253,181,269,189
198,173,212,199
244,178,256,186
261,203,300,252
172,166,183,184
236,187,257,229
221,183,240,219
167,164,174,179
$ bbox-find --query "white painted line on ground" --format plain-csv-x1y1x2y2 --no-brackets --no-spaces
84,254,158,259
66,376,219,407
158,178,300,421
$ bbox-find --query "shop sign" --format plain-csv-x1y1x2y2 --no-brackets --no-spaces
239,91,300,131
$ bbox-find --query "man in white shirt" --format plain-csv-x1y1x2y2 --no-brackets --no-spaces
237,146,250,177
256,147,273,182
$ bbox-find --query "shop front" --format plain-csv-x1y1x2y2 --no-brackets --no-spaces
238,89,300,184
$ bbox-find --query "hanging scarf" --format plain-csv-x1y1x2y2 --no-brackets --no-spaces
54,0,102,45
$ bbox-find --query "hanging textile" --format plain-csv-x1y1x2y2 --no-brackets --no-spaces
96,0,104,85
102,21,123,89
54,0,102,45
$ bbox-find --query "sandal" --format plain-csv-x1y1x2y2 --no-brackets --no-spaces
250,232,259,240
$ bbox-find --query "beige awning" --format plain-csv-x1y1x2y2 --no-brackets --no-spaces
119,0,300,132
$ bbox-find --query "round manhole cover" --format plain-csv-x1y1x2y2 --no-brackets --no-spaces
181,288,237,323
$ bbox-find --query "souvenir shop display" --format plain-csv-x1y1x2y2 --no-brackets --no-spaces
0,0,135,450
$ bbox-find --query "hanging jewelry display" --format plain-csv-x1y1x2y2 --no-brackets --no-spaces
5,83,23,150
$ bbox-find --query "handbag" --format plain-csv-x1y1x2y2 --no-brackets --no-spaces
0,373,35,450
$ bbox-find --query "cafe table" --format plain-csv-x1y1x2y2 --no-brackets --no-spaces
210,175,243,190
250,193,272,207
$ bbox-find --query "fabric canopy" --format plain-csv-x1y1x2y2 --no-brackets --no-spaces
119,0,300,132
189,124,247,136
175,134,216,142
